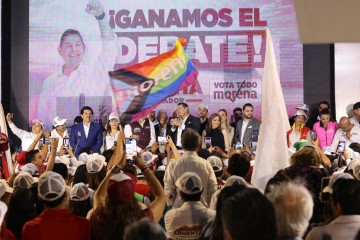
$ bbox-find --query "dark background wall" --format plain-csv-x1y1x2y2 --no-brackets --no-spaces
1,1,335,129
2,0,29,130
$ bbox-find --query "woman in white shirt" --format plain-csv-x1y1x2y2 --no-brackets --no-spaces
218,109,234,150
102,112,121,152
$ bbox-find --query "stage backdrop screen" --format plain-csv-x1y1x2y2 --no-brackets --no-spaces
30,0,303,127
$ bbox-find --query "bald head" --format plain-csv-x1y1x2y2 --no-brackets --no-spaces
339,117,353,132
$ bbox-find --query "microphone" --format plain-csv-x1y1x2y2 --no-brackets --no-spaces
74,131,82,156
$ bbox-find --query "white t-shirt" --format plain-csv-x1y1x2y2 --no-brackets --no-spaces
9,123,38,151
165,201,215,240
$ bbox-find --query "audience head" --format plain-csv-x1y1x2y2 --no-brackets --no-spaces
290,146,321,167
38,171,66,208
181,128,202,151
227,153,250,177
222,187,277,240
157,110,168,125
232,107,243,121
80,106,94,123
52,116,67,133
332,179,360,216
207,156,223,177
318,101,330,112
124,218,167,240
176,172,203,202
197,104,208,119
107,112,120,133
242,103,254,120
0,179,13,205
319,108,332,126
339,117,353,132
69,182,92,218
73,115,83,124
207,113,221,131
72,164,88,185
107,172,137,204
197,148,211,160
14,172,35,189
86,155,106,190
267,182,313,238
31,119,44,134
52,163,69,183
176,103,189,118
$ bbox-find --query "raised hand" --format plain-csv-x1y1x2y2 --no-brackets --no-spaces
85,0,104,17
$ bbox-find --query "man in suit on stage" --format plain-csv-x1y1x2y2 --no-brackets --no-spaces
170,103,201,148
70,106,103,157
233,103,261,147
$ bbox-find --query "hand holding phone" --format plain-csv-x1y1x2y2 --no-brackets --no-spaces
235,142,243,149
205,137,212,148
158,136,167,145
337,141,345,153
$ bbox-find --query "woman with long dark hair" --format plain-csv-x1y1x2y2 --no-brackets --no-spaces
90,132,166,240
202,113,229,152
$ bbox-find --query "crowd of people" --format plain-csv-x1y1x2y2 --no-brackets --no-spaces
0,100,360,240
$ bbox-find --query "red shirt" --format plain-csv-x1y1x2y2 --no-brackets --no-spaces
135,183,151,196
22,209,90,240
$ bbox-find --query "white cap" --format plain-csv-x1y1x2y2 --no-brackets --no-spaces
32,119,44,129
0,180,13,198
38,171,66,201
197,104,208,110
78,153,89,163
52,116,67,127
55,156,70,166
295,104,309,112
20,163,39,176
223,176,248,188
14,172,35,189
323,172,353,194
175,172,203,195
141,152,158,166
348,159,360,181
86,155,106,174
207,156,223,172
294,110,307,118
108,112,120,122
70,183,90,201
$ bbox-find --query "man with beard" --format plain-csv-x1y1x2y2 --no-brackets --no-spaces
197,104,208,135
232,103,261,148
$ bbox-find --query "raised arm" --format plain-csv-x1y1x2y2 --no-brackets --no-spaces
134,155,166,222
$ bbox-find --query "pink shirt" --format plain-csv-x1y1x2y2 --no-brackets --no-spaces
313,121,337,149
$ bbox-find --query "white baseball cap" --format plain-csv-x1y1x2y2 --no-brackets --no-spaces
207,156,223,172
108,112,120,122
176,172,203,195
294,110,307,118
70,183,90,201
38,171,66,201
14,172,35,189
0,180,13,198
32,119,44,129
323,172,353,194
52,116,67,127
197,104,208,111
295,104,309,112
20,163,39,176
86,155,106,174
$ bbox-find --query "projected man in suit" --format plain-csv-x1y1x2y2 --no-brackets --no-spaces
36,0,116,126
70,106,103,157
170,103,201,148
233,103,261,147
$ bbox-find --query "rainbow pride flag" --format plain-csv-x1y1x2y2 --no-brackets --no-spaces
110,38,198,124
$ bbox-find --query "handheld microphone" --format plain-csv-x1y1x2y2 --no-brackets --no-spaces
74,131,82,156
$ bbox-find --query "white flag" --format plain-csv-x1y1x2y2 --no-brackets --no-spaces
0,104,13,177
251,28,290,190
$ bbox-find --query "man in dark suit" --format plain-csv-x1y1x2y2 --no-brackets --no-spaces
170,103,201,148
233,103,261,147
70,106,103,157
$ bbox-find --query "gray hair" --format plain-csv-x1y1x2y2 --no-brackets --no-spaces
266,182,313,237
124,218,167,240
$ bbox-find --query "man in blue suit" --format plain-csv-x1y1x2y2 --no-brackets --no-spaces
70,106,103,157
